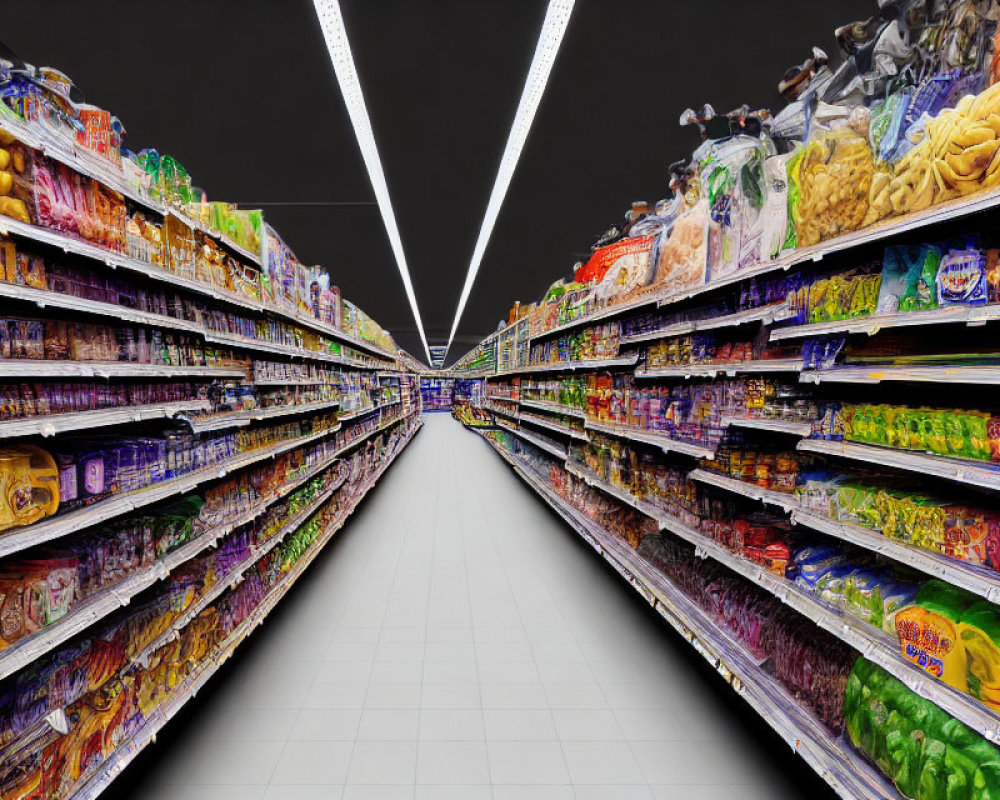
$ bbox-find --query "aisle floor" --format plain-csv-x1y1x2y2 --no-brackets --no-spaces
120,414,831,800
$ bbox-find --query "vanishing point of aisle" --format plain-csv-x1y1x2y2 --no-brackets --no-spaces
107,414,835,800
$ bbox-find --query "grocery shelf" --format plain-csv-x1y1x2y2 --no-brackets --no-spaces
494,353,640,376
800,364,1000,385
477,433,902,800
564,461,670,520
0,361,246,379
202,330,385,368
485,185,1000,352
518,398,586,418
0,115,264,267
507,426,569,460
485,392,519,402
0,449,344,681
635,358,804,380
798,439,1000,492
0,400,211,439
0,426,338,559
721,415,814,437
770,306,978,341
0,281,205,333
529,294,662,342
130,479,344,669
791,509,1000,604
558,453,1000,747
584,418,715,459
65,421,420,800
688,468,799,511
331,412,410,459
183,398,345,433
0,218,399,365
0,216,266,314
518,412,588,441
619,302,792,345
485,403,520,422
691,466,1000,604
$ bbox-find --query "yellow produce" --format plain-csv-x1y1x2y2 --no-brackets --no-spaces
0,197,30,223
793,126,874,246
866,82,1000,225
0,149,10,171
0,171,13,196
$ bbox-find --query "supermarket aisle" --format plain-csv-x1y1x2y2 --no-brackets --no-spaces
112,413,833,800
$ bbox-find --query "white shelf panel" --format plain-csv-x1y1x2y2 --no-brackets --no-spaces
636,358,803,380
0,282,205,333
518,413,588,441
0,361,245,379
771,305,1000,342
507,426,568,460
800,364,1000,386
620,302,791,345
518,398,586,419
183,398,343,433
476,433,903,800
0,400,210,439
798,439,1000,492
494,353,639,376
529,294,661,342
688,468,798,511
584,419,715,459
721,415,814,437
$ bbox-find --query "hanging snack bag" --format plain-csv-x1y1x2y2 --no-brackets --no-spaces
936,245,988,306
653,198,709,291
877,244,943,313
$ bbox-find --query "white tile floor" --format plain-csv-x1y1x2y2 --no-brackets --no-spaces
106,414,836,800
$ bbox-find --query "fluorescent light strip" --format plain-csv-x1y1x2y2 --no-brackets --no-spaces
443,0,575,361
312,0,431,364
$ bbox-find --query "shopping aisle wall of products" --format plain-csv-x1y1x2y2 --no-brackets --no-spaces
445,4,1000,799
101,413,833,800
0,54,426,799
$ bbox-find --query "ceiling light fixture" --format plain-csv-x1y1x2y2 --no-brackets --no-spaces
443,0,576,362
311,0,432,364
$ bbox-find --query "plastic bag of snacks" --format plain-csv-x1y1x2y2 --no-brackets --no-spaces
653,198,709,290
701,136,767,278
792,120,874,246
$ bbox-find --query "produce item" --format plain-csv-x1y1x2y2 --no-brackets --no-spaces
845,658,1000,800
792,124,874,246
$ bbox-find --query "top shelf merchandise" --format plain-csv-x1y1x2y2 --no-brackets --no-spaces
449,3,1000,798
0,53,423,800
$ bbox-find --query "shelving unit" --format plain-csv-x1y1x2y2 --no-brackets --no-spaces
0,94,422,800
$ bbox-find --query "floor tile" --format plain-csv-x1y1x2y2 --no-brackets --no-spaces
487,741,569,784
482,710,557,741
416,741,491,784
347,741,418,784
419,709,485,740
263,785,344,800
290,709,363,741
358,709,421,740
560,741,646,784
187,739,284,784
270,741,354,784
551,709,623,741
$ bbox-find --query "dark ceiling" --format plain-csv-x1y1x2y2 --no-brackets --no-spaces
7,0,873,364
